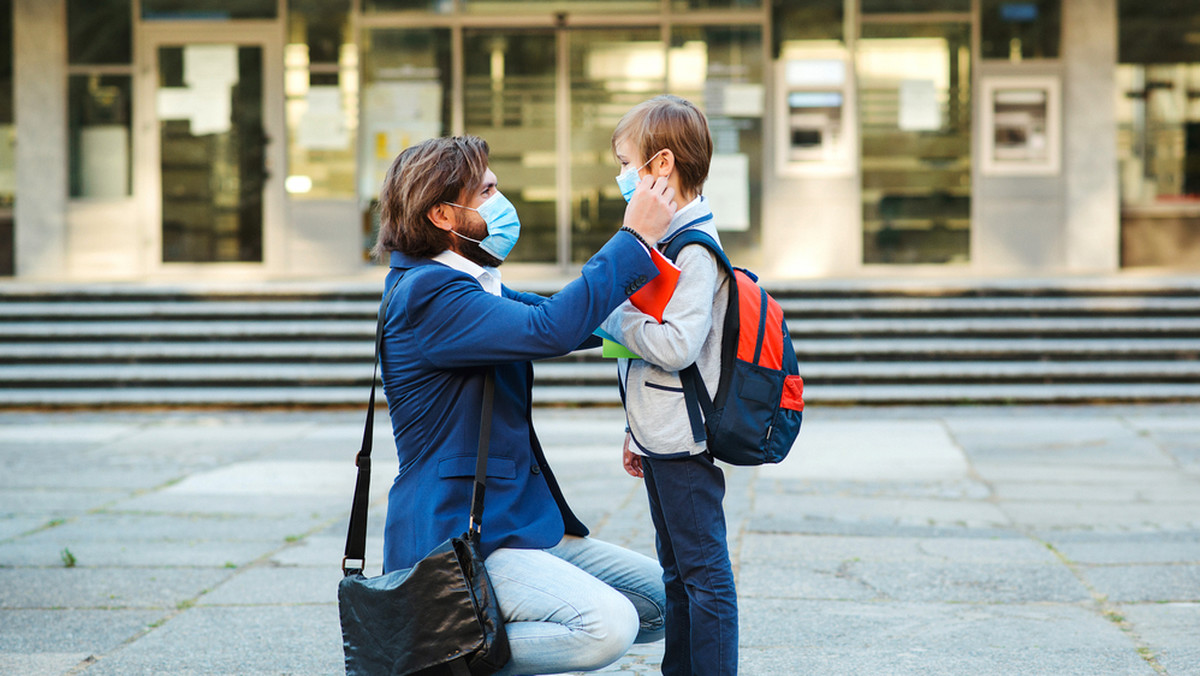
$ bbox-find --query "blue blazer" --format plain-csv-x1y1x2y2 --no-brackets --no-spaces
380,231,659,573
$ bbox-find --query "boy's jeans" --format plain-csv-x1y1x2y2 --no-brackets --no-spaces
643,452,738,676
487,535,666,676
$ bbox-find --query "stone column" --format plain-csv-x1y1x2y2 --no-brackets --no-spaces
1062,0,1120,272
13,0,68,278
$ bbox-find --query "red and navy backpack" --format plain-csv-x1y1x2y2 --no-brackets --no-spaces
662,229,804,466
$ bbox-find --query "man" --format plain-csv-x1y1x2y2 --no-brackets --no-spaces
374,135,675,675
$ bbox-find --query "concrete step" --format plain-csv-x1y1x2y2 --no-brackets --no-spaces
6,382,1200,408
3,278,1200,406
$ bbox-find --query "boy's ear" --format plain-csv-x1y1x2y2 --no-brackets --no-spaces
653,149,676,178
427,203,456,232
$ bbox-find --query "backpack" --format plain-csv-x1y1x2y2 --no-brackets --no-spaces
661,229,804,466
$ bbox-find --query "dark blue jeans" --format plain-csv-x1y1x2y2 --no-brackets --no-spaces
642,452,738,676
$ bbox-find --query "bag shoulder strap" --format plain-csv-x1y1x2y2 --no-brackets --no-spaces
342,275,495,576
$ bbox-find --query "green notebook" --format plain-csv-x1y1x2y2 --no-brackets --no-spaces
601,338,640,359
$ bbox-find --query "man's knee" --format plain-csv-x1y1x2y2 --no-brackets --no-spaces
583,590,640,667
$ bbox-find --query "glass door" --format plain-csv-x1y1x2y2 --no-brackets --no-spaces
858,19,972,265
138,26,284,270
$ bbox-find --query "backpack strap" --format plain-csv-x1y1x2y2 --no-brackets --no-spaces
660,229,731,445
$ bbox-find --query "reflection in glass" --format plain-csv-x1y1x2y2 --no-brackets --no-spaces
775,0,843,45
672,0,761,10
360,29,451,202
670,25,764,259
69,75,132,199
858,22,971,265
364,0,452,11
569,29,664,263
464,30,557,264
158,46,265,263
1117,63,1200,267
980,0,1060,61
68,0,131,65
464,0,657,13
0,0,10,275
862,0,969,12
286,1,356,200
142,0,276,20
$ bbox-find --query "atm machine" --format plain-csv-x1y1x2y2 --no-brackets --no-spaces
776,46,854,176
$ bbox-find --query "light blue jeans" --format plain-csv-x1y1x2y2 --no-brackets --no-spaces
486,535,666,676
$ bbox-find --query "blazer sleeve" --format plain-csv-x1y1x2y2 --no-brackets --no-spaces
404,231,658,368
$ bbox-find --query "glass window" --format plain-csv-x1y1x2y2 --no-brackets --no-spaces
68,0,131,65
157,45,267,263
569,28,665,263
1117,1,1200,268
672,0,762,10
862,0,969,12
775,0,843,46
464,30,557,264
286,0,356,200
360,29,452,250
69,75,132,199
858,21,972,265
142,0,276,20
0,0,11,276
67,0,133,200
364,0,452,11
462,0,658,13
980,0,1060,61
667,25,764,261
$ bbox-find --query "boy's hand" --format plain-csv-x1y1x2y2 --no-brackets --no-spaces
622,433,643,478
623,175,676,247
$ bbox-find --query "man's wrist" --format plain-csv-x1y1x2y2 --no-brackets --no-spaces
619,225,654,252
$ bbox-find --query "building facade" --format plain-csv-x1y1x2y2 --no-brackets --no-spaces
0,0,1197,281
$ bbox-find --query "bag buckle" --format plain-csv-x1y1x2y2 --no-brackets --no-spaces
342,556,364,576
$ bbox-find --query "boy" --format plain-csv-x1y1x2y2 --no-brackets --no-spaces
600,94,737,676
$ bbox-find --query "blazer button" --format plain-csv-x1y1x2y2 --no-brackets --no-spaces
531,465,541,475
637,275,647,284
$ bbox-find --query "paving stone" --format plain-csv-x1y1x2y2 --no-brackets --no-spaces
0,567,233,610
199,565,341,606
79,604,344,676
1000,502,1200,531
773,419,968,481
754,493,1011,529
1043,532,1200,564
740,533,1057,565
0,540,275,568
0,489,124,517
1082,564,1200,603
0,608,162,652
1121,602,1200,676
739,599,1158,675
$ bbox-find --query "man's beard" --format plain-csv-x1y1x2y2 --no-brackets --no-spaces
454,210,504,268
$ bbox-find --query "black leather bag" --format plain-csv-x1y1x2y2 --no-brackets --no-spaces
338,278,510,676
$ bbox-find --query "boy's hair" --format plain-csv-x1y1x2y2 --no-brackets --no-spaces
373,135,490,260
611,95,713,198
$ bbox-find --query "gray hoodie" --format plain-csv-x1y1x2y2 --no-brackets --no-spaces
601,196,730,458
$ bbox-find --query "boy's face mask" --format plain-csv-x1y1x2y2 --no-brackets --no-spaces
444,191,522,261
615,150,665,202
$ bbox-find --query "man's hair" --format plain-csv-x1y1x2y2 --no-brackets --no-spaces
373,135,490,260
611,94,713,198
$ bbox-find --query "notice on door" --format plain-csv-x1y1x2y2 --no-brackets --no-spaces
898,79,940,132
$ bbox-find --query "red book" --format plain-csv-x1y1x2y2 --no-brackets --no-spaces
630,248,680,323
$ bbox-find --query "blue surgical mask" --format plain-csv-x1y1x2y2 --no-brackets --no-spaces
615,151,664,202
445,191,522,261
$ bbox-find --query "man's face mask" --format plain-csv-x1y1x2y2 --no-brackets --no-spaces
615,150,665,202
444,191,521,261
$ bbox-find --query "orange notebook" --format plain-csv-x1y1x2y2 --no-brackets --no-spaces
629,248,680,322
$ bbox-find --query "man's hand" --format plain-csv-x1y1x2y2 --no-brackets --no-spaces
622,432,644,478
622,175,676,247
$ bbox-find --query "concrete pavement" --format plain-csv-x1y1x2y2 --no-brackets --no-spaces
1,404,1198,675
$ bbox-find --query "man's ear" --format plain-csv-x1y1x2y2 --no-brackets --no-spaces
653,149,676,178
426,203,456,232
